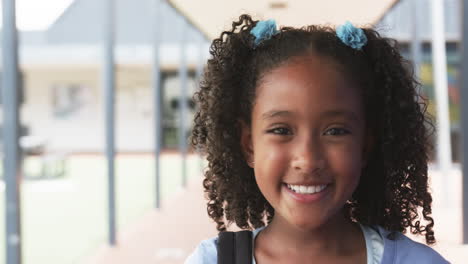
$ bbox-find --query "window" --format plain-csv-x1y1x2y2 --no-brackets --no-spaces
52,84,87,119
160,71,197,149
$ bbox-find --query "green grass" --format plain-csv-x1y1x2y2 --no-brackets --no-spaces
0,154,204,264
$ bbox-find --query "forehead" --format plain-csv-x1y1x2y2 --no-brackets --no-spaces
254,55,364,122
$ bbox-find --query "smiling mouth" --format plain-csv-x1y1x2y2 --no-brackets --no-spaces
283,183,330,195
282,182,332,203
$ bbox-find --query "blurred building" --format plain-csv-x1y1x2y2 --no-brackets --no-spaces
1,0,208,153
379,0,460,162
1,0,460,157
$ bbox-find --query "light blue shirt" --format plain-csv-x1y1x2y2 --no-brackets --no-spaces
184,225,448,264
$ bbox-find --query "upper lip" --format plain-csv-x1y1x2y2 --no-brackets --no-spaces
284,182,331,186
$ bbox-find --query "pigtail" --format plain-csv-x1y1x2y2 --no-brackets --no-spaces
192,15,271,232
357,29,436,244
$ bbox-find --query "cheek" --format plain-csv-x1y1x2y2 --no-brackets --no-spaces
327,143,363,185
253,140,290,184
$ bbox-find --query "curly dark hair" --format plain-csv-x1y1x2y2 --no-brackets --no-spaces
191,14,436,244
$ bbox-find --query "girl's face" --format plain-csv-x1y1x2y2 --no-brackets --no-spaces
241,54,368,231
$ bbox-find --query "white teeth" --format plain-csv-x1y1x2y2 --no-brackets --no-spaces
286,184,328,194
311,186,318,193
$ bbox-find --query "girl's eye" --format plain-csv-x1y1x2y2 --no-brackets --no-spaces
267,127,292,135
324,127,350,136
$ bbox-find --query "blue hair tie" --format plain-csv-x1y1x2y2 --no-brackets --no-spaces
250,19,280,47
336,21,367,50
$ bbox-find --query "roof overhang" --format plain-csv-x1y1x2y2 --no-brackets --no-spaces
168,0,399,40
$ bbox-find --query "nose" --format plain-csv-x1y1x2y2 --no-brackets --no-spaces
290,138,326,174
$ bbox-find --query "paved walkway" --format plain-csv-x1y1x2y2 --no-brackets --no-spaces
81,176,217,264
82,168,468,264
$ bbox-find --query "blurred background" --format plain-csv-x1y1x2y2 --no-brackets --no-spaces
0,0,467,263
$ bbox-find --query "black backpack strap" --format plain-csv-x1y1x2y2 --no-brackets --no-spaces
234,231,253,264
217,230,253,264
218,232,235,264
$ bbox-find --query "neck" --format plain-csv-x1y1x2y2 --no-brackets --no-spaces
260,210,362,256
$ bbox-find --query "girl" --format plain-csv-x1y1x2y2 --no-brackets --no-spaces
186,14,448,263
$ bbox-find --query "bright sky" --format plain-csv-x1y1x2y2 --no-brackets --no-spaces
0,0,74,30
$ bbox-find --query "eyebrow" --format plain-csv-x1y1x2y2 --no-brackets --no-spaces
261,109,361,123
321,110,361,123
261,110,294,120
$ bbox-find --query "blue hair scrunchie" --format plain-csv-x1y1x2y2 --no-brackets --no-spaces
250,19,280,47
336,21,367,50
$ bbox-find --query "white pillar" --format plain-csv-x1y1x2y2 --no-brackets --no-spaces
103,0,116,246
152,0,163,209
431,0,452,175
2,0,22,263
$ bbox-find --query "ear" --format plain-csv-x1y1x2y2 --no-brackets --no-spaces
239,119,254,168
